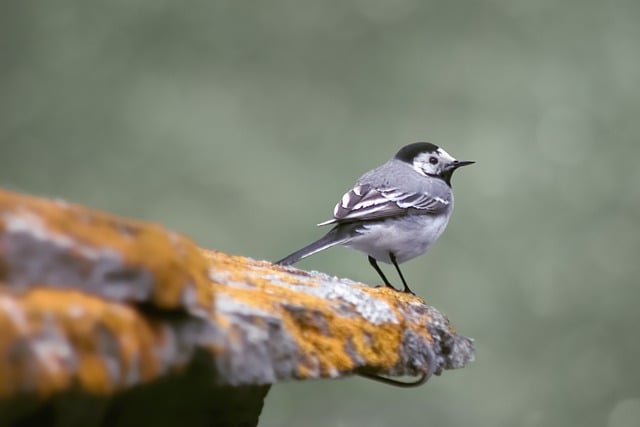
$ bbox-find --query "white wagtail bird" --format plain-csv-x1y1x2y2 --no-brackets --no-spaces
276,142,474,295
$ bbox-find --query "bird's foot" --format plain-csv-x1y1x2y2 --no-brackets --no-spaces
384,283,400,291
402,286,416,296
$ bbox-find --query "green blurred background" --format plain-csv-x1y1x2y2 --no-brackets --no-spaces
2,1,639,426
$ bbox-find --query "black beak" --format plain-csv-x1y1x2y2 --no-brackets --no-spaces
442,159,474,186
452,160,475,169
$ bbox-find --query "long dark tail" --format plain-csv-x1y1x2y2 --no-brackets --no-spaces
275,227,349,266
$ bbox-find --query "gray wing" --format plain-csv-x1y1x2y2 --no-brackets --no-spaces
317,183,450,226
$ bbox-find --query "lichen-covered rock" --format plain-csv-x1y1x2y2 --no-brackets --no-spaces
205,251,475,383
0,189,213,315
0,188,475,426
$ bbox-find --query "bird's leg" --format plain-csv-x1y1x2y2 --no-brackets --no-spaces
368,256,397,290
389,252,414,295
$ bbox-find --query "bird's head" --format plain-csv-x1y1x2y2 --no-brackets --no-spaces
395,142,474,186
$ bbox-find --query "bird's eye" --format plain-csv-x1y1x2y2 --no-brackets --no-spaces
429,157,438,165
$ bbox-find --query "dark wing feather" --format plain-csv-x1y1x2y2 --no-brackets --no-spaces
317,184,450,226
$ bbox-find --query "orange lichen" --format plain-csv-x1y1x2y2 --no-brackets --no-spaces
202,250,432,378
76,355,112,395
0,188,213,313
0,288,169,398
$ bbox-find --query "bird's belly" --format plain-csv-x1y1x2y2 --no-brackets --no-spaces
344,214,451,264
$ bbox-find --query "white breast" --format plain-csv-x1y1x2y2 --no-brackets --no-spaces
343,212,452,264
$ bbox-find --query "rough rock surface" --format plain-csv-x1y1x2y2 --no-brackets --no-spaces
0,188,475,427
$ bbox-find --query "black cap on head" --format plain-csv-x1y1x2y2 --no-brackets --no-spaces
394,142,439,163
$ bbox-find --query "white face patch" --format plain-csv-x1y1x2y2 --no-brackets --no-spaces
412,148,457,176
